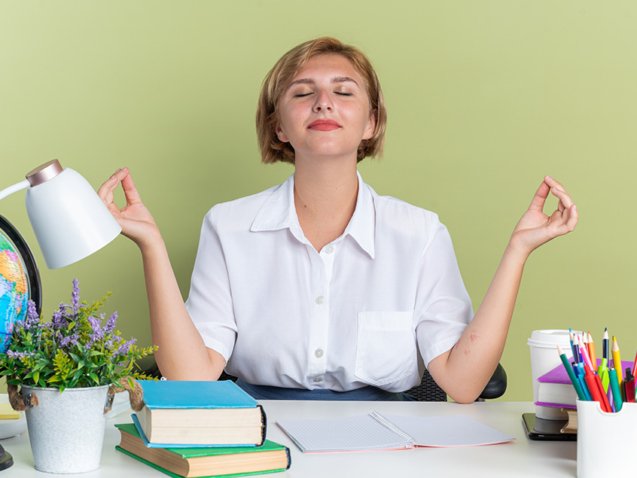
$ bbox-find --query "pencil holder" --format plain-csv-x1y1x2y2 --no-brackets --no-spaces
576,400,637,478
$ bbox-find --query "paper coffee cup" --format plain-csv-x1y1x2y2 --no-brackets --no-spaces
527,329,578,420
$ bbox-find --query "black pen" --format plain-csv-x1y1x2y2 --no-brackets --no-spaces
623,368,635,402
602,327,609,361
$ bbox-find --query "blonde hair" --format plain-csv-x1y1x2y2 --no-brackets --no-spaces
256,37,387,164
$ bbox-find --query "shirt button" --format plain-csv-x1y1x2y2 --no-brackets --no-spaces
324,245,334,254
315,296,325,305
314,348,324,358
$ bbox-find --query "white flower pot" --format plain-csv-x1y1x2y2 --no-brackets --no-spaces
21,385,110,473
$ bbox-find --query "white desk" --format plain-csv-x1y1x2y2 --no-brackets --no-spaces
0,401,576,477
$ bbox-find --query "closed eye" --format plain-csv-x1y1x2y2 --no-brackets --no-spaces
335,92,353,96
293,92,313,98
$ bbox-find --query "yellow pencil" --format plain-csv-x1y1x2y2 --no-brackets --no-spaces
612,336,623,384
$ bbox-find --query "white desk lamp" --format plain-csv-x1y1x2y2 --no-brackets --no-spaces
0,160,121,269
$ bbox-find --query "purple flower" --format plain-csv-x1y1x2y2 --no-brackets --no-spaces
59,333,79,349
52,305,67,329
71,278,80,314
6,350,34,359
115,338,136,356
21,300,40,330
27,301,38,322
88,316,103,338
104,312,118,334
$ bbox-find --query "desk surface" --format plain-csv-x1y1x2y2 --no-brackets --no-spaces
0,400,576,478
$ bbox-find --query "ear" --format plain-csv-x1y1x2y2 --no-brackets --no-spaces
276,126,289,143
362,110,376,140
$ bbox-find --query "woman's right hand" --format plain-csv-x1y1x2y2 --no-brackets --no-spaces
98,168,161,247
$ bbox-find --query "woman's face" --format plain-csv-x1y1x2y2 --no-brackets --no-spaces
276,53,375,163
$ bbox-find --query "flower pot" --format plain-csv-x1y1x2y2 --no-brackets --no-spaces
21,385,110,473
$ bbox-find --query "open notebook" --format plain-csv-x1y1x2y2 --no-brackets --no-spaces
277,412,514,452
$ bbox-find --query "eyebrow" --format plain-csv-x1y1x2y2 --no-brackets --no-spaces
287,76,360,89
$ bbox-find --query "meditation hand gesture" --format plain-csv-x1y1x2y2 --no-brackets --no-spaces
510,176,578,255
98,168,160,247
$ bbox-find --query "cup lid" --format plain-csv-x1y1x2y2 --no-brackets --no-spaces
527,329,581,347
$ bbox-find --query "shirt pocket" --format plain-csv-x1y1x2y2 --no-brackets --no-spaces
354,311,417,387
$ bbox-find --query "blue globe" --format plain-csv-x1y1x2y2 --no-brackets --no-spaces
0,216,41,352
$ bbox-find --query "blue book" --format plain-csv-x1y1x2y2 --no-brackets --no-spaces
139,380,258,409
135,380,266,447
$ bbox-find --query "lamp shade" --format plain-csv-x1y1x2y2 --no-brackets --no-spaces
24,161,121,269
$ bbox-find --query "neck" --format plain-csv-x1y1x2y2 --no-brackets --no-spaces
293,156,359,251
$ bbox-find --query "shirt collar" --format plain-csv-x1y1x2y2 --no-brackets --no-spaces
344,172,375,258
250,175,296,233
251,172,376,258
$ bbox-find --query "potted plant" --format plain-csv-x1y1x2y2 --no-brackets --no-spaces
0,279,156,473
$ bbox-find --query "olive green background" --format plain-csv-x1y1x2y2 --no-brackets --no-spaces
1,1,636,400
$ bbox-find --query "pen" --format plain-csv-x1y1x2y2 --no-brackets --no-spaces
574,364,592,401
574,363,592,401
557,346,587,400
598,358,610,393
624,369,636,403
602,327,609,363
594,373,612,412
574,335,583,364
584,366,611,412
569,329,579,363
612,336,623,384
609,368,623,412
632,350,637,379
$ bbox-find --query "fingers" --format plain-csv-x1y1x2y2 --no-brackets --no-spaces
120,171,143,206
549,204,579,236
97,168,134,213
527,180,550,212
546,176,576,233
565,204,578,231
545,175,574,210
528,175,575,215
98,168,128,198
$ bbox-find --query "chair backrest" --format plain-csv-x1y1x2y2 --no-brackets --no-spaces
405,363,508,402
404,369,447,401
143,359,506,402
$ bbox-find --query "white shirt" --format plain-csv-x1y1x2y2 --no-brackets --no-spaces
186,173,473,393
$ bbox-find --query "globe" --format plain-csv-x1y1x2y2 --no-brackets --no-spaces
0,216,41,353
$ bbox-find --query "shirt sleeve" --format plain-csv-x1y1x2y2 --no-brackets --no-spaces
415,219,473,368
185,207,237,361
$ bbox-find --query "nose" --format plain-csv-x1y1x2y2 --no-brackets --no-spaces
312,91,333,113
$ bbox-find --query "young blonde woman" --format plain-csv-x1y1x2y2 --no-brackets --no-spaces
99,37,578,401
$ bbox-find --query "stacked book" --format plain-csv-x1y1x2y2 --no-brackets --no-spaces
536,360,634,411
115,380,291,477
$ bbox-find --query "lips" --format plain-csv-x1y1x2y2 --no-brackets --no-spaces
308,119,341,131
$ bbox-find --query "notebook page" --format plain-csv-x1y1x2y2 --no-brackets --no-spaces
277,414,414,452
380,414,514,447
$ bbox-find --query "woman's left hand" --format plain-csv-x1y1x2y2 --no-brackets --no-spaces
510,176,578,255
